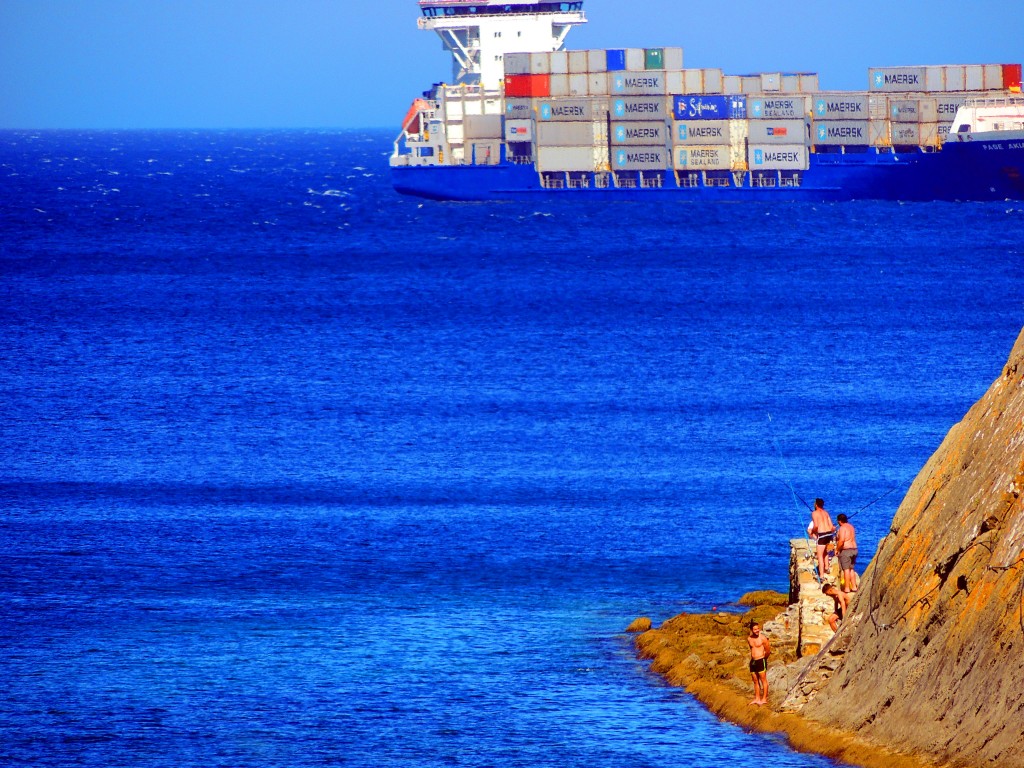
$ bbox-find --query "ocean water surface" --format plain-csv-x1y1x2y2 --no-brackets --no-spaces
2,129,1024,767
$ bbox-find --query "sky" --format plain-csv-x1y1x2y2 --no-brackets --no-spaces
0,0,1021,130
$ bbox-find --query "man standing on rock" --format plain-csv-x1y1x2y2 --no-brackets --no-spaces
836,513,859,592
747,622,771,706
807,498,835,581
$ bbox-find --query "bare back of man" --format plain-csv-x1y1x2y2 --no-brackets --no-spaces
747,623,771,706
809,498,835,581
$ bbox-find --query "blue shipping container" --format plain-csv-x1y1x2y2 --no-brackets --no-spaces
606,49,627,71
672,95,747,121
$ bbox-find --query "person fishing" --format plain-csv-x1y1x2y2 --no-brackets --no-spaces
807,497,835,580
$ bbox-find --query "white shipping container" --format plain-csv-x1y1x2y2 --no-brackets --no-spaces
965,65,984,91
536,145,607,172
673,145,732,170
890,122,940,145
504,53,531,76
537,121,606,147
672,120,732,145
530,52,551,75
869,66,928,92
665,70,684,95
748,95,809,119
625,48,646,71
612,96,668,121
612,145,669,170
741,76,761,94
748,144,809,170
944,65,966,91
747,118,809,144
464,114,503,139
889,98,938,123
935,94,968,120
611,121,668,146
538,98,607,122
446,124,464,143
588,73,610,96
550,74,572,98
760,73,782,92
505,98,535,119
813,93,870,120
504,119,534,143
610,71,667,95
588,49,607,73
781,75,800,93
812,120,873,145
664,47,684,71
800,74,820,92
568,74,589,97
568,50,589,74
723,75,742,95
984,64,1004,90
704,69,724,93
550,50,569,75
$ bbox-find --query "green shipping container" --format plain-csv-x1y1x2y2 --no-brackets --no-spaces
644,48,664,70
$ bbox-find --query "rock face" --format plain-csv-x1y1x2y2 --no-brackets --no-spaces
790,328,1024,767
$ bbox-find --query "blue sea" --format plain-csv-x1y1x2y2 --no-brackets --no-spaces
2,129,1023,768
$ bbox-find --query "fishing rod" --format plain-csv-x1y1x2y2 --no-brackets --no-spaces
767,413,821,581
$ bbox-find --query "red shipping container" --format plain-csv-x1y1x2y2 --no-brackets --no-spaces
1003,64,1022,92
504,73,550,98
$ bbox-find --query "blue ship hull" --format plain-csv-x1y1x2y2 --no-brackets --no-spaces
392,137,1024,202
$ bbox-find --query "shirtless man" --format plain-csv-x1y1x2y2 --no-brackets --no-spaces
836,513,859,592
747,622,772,706
807,498,835,581
822,583,849,632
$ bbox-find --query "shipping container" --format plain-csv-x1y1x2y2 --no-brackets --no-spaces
529,52,552,75
504,119,534,143
588,72,610,96
741,76,761,94
944,65,965,92
664,47,684,71
1003,64,1022,91
613,96,668,121
644,48,664,70
889,98,938,123
505,73,551,98
748,144,809,170
781,74,800,93
625,48,646,71
935,94,968,120
588,49,608,74
606,49,627,71
613,145,669,170
672,94,747,121
812,120,874,146
568,50,589,74
813,93,870,120
504,53,531,76
610,71,667,95
800,74,820,92
965,65,984,91
983,64,1004,91
672,120,732,145
723,75,742,95
665,70,684,95
760,73,782,92
550,74,588,98
748,95,808,119
890,122,940,145
612,121,668,145
550,74,571,98
703,69,725,93
537,121,607,147
536,145,607,172
470,141,500,165
747,118,809,144
869,66,927,92
464,114,503,139
538,98,607,122
673,145,732,170
550,51,569,76
505,98,535,119
677,68,724,94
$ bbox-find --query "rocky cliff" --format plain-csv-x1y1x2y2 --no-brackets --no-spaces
786,327,1024,767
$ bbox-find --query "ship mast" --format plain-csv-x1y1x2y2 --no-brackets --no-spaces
418,1,587,89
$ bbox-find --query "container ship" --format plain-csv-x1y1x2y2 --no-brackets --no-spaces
390,0,1024,201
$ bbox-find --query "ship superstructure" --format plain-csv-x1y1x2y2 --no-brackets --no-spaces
392,1,1024,201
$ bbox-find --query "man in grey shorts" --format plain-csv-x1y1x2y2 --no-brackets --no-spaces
836,513,858,592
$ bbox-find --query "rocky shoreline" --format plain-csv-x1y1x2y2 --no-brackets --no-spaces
630,326,1024,768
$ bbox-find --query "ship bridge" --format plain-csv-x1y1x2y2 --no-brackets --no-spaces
418,0,586,88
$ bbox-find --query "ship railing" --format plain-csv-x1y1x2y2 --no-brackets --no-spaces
540,172,566,189
639,171,664,189
964,95,1024,108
